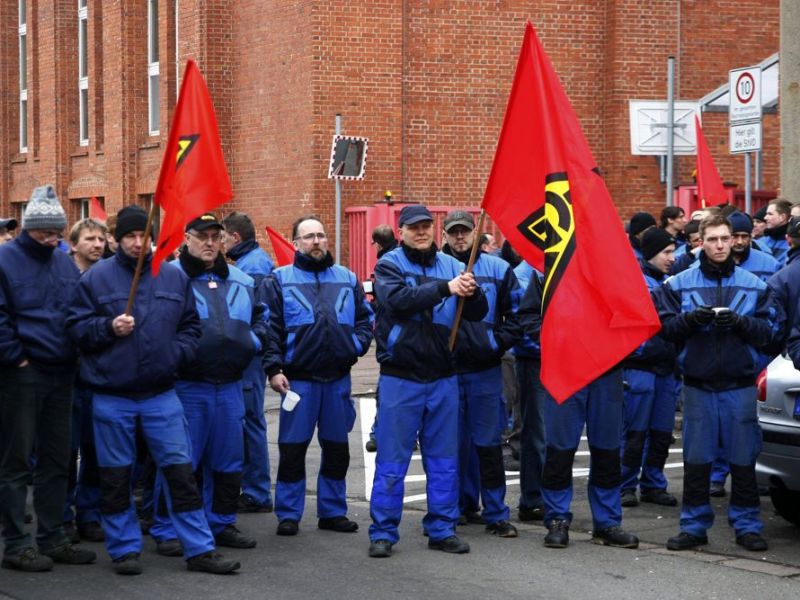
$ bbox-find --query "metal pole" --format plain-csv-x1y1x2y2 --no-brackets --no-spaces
666,56,676,207
744,152,752,215
755,149,762,190
335,114,342,265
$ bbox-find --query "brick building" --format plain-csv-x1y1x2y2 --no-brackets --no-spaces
0,1,780,264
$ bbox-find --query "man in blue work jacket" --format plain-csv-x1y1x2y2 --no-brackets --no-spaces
67,206,240,575
442,210,523,539
653,213,781,552
150,214,267,556
262,215,373,537
367,204,488,559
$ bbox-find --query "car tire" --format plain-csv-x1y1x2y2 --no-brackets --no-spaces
769,486,800,526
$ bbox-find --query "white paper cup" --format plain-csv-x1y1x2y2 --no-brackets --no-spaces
282,390,301,412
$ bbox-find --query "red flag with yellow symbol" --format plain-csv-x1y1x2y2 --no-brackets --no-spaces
152,60,233,275
481,23,661,402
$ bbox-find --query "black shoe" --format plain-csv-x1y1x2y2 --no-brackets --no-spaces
156,539,183,557
592,526,639,549
78,521,105,543
368,539,393,558
736,532,768,552
518,506,544,522
318,516,358,533
459,510,484,525
237,494,273,513
666,531,708,551
1,547,53,572
486,520,518,538
620,489,639,507
276,520,299,536
215,525,257,549
365,438,377,452
544,520,569,548
113,552,142,576
63,521,81,544
428,535,470,554
186,552,240,574
709,482,726,497
42,543,96,565
24,513,33,524
640,488,678,507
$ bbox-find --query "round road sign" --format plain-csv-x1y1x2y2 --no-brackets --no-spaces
736,72,756,104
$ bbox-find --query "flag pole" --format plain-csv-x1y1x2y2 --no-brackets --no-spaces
124,201,159,316
448,209,486,351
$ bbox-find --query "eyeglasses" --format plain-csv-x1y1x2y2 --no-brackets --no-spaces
187,231,222,243
295,232,327,242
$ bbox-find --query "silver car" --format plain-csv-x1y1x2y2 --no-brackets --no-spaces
756,353,800,525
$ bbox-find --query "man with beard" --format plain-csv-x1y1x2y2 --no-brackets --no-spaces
761,199,792,265
262,216,373,537
728,212,779,282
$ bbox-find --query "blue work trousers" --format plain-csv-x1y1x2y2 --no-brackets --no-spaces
64,384,101,526
542,369,624,530
240,356,272,507
369,374,460,544
680,386,762,538
93,391,215,560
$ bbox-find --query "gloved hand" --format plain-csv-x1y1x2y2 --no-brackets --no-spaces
713,308,741,331
688,306,715,327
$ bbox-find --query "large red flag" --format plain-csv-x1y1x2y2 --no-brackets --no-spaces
89,196,107,221
265,226,296,267
481,22,660,402
694,116,728,207
152,60,233,275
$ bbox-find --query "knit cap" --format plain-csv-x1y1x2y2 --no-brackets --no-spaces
641,228,675,261
727,211,753,234
22,185,67,231
629,212,657,237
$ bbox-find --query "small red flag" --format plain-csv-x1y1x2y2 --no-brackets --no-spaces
89,197,107,221
152,60,233,275
694,116,728,207
265,226,296,267
481,23,660,402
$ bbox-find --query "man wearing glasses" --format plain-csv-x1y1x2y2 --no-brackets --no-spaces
262,215,373,537
0,185,95,571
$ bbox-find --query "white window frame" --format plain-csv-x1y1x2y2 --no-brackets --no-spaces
19,0,27,153
147,0,160,136
78,1,88,146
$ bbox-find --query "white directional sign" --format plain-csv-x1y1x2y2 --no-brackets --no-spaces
728,66,762,124
629,100,699,155
729,121,762,154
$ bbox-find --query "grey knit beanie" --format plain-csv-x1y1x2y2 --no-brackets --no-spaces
22,185,67,231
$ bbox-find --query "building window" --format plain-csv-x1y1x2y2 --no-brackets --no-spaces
147,0,160,135
19,0,27,153
139,194,159,240
76,198,90,220
78,0,89,145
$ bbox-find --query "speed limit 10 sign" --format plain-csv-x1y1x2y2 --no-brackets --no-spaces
729,66,762,124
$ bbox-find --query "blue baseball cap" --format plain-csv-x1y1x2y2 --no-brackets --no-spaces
398,205,433,227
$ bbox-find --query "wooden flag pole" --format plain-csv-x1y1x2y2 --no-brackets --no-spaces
448,209,486,351
124,201,159,316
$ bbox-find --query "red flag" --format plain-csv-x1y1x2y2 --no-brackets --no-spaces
265,226,296,267
152,60,233,275
694,116,728,207
89,196,107,221
481,23,660,402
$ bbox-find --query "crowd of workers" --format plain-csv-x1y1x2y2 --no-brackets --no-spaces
0,186,798,574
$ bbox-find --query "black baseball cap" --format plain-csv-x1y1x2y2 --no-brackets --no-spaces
0,218,18,231
443,210,475,232
185,213,224,232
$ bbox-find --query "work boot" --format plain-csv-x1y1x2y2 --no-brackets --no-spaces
485,520,518,538
63,521,81,544
640,488,678,507
78,521,105,543
186,552,240,574
592,526,639,549
709,482,726,497
237,494,273,513
318,516,358,533
458,510,484,525
736,532,768,552
215,525,257,549
113,552,142,576
156,538,184,557
276,520,299,536
428,535,470,554
544,520,569,548
42,544,96,564
1,547,53,572
368,539,393,558
666,531,708,551
620,489,639,507
518,506,544,522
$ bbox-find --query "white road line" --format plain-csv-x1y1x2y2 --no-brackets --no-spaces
574,448,683,457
